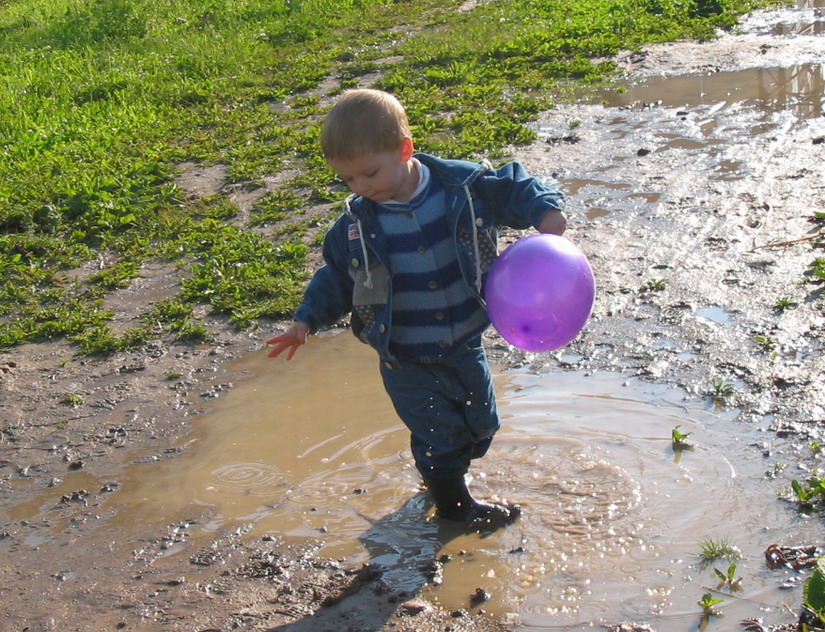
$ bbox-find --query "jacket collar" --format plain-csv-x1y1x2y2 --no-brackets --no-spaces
344,153,489,221
416,153,491,188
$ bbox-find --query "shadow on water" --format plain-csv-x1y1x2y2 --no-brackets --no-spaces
262,493,474,632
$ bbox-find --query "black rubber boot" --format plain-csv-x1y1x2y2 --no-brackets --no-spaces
425,475,520,533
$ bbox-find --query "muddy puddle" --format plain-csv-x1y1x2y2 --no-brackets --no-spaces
550,55,823,218
601,63,824,120
758,0,824,34
9,331,820,630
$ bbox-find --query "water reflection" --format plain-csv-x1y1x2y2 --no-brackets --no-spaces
597,64,825,121
766,18,825,35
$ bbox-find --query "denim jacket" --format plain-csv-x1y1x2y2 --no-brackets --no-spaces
293,153,565,364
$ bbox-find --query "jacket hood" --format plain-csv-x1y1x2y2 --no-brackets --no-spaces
416,153,493,188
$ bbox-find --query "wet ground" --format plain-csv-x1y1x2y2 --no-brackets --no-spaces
1,3,824,631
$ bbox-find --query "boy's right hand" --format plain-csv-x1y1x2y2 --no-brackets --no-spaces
266,321,310,360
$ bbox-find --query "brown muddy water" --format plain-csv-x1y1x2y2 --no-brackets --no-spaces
603,64,824,120
11,332,820,631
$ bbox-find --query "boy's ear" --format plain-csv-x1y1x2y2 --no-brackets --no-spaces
399,136,414,162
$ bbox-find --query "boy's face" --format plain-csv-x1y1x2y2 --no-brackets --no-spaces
328,138,416,204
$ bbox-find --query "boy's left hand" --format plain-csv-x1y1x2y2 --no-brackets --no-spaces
538,209,567,236
266,321,310,361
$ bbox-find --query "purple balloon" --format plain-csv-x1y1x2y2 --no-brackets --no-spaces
485,234,595,352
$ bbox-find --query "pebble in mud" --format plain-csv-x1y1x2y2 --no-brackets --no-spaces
470,587,491,606
425,559,444,586
399,599,430,616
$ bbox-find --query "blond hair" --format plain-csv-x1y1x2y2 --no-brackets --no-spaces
321,89,411,161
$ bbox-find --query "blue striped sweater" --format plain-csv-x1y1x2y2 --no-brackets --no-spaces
377,167,489,358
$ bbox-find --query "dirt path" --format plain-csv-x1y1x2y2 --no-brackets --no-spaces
1,4,823,631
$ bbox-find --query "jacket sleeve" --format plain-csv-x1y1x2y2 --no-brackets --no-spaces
293,217,354,333
477,161,566,230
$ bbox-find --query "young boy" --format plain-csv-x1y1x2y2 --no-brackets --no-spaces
268,88,566,532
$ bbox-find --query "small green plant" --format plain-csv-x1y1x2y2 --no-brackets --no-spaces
809,257,825,282
89,261,142,290
774,296,798,312
698,592,724,630
710,379,735,405
60,394,84,407
71,325,136,356
755,334,776,352
713,563,742,591
802,557,825,629
672,424,692,447
698,592,724,613
642,278,666,293
250,190,304,226
193,195,240,222
671,425,694,460
791,476,825,510
698,536,741,564
174,319,210,343
166,370,183,381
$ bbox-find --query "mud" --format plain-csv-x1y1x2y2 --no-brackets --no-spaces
1,4,824,632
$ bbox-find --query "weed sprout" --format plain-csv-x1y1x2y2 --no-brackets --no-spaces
709,379,735,406
774,296,797,312
698,536,741,564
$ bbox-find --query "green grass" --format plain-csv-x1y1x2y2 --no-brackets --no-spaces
698,536,741,564
0,0,781,353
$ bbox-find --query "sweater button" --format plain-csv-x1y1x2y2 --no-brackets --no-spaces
384,361,393,369
379,324,386,333
428,280,438,290
434,311,445,321
351,258,360,267
475,217,484,226
417,245,426,254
